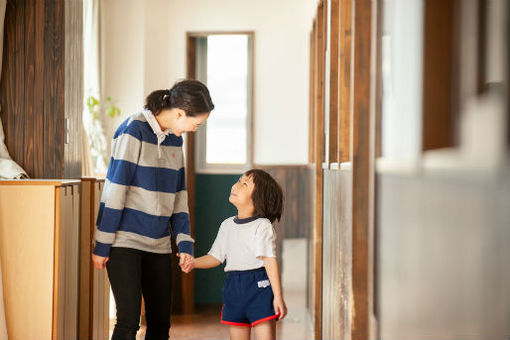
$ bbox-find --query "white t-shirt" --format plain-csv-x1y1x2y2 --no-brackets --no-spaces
208,216,277,271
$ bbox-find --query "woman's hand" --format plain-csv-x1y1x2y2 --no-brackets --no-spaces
92,254,109,270
181,258,195,273
273,295,287,321
177,253,194,273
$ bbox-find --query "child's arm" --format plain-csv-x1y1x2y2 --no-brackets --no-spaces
180,254,221,273
262,257,287,320
193,255,222,269
181,223,225,273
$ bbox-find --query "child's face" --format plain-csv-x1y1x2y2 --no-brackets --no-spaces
229,174,255,209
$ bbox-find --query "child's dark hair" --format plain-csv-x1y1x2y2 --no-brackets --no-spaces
144,79,215,117
245,169,284,224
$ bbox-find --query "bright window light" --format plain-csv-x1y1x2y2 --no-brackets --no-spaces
205,35,249,164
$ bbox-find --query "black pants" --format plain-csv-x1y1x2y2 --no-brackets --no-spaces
107,247,173,340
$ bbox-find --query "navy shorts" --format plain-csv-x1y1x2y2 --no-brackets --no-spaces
221,267,279,327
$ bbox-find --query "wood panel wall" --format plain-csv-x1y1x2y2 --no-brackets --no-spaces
263,166,312,239
322,170,352,340
338,0,352,163
0,0,83,179
422,0,456,151
350,0,376,338
64,0,84,178
377,0,510,338
79,178,109,340
179,34,197,315
308,17,317,324
310,0,508,339
314,2,327,337
309,27,316,163
308,0,379,339
328,0,340,163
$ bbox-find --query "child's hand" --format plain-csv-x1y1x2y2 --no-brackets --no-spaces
273,296,287,321
176,253,194,273
181,259,194,273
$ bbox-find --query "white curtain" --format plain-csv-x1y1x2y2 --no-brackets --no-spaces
82,0,107,176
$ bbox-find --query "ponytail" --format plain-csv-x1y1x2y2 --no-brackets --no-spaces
144,80,214,116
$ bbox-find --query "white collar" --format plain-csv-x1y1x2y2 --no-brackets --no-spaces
142,109,172,158
143,109,172,136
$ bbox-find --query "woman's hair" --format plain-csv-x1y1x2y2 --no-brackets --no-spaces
144,79,215,117
245,169,284,224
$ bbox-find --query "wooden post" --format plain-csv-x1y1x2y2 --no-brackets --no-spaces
351,0,376,338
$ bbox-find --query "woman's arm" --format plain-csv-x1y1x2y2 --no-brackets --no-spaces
93,126,142,261
263,257,287,320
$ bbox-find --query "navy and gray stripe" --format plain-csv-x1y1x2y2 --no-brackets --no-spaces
93,112,194,257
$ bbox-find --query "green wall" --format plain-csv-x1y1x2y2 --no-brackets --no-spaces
194,174,240,305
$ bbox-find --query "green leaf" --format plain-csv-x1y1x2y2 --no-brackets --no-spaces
107,105,115,118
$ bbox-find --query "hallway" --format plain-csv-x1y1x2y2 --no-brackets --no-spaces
0,0,508,339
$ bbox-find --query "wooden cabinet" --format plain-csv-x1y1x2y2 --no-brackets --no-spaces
79,178,109,340
0,180,80,340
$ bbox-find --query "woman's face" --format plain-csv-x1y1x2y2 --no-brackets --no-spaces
171,111,209,136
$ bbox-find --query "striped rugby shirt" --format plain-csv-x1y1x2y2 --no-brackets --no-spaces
93,110,194,257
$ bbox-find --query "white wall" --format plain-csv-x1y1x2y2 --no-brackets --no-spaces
101,0,317,165
101,0,147,146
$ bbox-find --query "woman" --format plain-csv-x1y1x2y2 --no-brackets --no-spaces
92,79,214,340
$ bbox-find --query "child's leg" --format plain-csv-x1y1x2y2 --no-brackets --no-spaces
252,320,276,340
229,325,251,340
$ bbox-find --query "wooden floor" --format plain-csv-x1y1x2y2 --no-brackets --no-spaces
115,290,312,340
171,292,312,340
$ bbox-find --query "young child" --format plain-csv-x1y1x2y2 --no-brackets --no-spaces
181,169,287,339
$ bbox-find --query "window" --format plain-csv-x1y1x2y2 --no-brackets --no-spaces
192,33,254,173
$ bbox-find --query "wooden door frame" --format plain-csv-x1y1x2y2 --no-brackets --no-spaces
186,31,256,171
329,0,340,165
313,1,327,338
351,0,379,338
184,31,255,314
339,0,353,163
180,35,197,315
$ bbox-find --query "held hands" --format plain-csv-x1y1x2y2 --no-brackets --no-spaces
92,253,195,272
176,253,194,273
273,295,288,321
